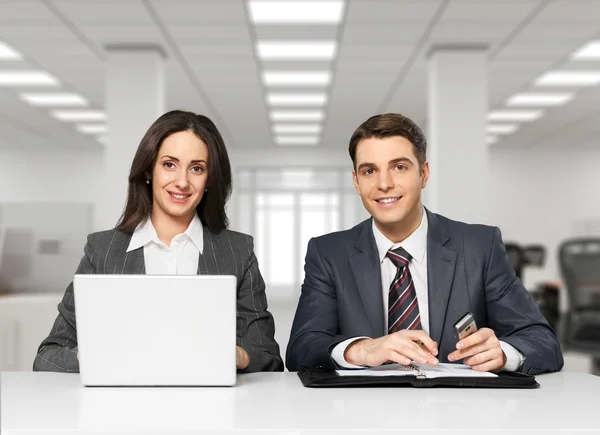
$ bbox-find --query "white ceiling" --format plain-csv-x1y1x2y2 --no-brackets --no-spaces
0,0,599,151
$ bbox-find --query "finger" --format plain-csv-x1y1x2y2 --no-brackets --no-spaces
392,340,438,365
470,355,505,372
456,328,492,350
385,349,412,366
398,330,439,356
449,340,492,362
463,348,502,367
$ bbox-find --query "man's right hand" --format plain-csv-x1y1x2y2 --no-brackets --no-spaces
344,330,439,367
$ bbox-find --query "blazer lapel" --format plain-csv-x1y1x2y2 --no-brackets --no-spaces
109,232,145,274
426,210,457,345
350,220,385,337
126,247,146,274
197,227,222,275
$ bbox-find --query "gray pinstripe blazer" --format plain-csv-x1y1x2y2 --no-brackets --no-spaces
33,227,284,373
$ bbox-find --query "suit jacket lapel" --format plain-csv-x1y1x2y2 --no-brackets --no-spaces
197,227,221,275
110,232,145,274
350,219,385,337
127,247,146,274
426,209,457,345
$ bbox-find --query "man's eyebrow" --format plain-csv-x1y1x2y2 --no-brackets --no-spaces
357,162,375,171
389,157,414,166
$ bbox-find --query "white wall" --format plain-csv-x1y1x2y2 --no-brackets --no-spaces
0,148,103,203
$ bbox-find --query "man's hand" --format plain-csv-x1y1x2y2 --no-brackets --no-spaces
344,330,439,367
236,346,250,370
448,327,507,372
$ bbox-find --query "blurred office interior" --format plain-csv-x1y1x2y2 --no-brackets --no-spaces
1,0,600,373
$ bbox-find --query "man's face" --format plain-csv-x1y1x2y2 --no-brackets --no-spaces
352,136,429,233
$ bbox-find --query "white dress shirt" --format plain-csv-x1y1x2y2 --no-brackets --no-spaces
126,215,203,275
331,209,524,371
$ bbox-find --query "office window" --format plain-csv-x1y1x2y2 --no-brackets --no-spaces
236,168,368,292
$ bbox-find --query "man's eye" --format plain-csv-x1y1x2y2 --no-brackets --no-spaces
363,169,374,175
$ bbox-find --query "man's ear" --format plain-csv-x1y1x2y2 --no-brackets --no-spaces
352,170,360,194
420,161,430,189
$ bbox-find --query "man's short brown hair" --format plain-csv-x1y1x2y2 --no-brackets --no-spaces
348,113,427,169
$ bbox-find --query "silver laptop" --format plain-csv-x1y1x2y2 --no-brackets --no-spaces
73,274,236,387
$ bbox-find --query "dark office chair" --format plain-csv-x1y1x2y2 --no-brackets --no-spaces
524,244,546,268
558,238,600,375
504,242,525,280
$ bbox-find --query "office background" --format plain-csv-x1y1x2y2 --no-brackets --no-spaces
1,0,599,372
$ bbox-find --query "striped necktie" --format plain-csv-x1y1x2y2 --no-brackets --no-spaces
386,246,421,333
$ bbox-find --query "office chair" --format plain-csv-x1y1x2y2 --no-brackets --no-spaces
524,244,546,268
504,242,525,280
558,238,600,375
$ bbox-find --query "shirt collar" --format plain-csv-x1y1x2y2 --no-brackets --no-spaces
126,214,204,253
372,207,428,264
184,214,204,253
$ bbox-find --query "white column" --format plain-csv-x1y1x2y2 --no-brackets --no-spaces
426,45,489,225
95,45,166,231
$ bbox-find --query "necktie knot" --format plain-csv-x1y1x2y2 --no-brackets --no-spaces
386,246,412,269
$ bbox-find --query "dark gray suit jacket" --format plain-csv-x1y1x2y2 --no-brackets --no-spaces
33,227,284,373
286,210,563,375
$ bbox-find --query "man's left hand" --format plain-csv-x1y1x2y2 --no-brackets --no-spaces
448,328,506,372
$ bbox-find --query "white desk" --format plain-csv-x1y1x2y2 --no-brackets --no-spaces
1,371,598,434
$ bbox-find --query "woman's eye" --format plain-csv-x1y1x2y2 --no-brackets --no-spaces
192,166,204,173
163,162,175,169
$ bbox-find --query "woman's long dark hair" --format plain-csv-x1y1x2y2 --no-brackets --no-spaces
116,110,232,233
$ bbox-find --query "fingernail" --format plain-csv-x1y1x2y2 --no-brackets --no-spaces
421,357,428,363
457,342,464,349
430,357,439,364
432,348,439,356
448,354,455,361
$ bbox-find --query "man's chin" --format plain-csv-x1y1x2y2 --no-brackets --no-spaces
374,215,406,227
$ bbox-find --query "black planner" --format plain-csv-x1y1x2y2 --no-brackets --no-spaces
297,366,540,389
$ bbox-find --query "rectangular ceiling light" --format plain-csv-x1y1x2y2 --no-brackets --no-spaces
257,41,337,60
263,71,331,87
51,110,106,122
506,92,574,107
487,124,518,135
267,93,327,106
572,40,600,60
0,41,23,60
76,124,107,134
0,71,58,86
249,1,344,24
270,110,324,121
487,110,543,122
535,71,600,86
273,124,322,134
19,92,89,107
275,135,320,146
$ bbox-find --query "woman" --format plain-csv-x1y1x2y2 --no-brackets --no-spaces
33,110,283,373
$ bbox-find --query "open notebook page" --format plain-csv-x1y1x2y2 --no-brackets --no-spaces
336,362,498,378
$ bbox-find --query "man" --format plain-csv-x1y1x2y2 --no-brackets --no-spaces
286,113,563,375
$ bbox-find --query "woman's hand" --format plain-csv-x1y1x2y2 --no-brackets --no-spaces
236,346,250,370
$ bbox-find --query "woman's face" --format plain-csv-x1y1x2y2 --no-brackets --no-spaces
150,130,209,223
